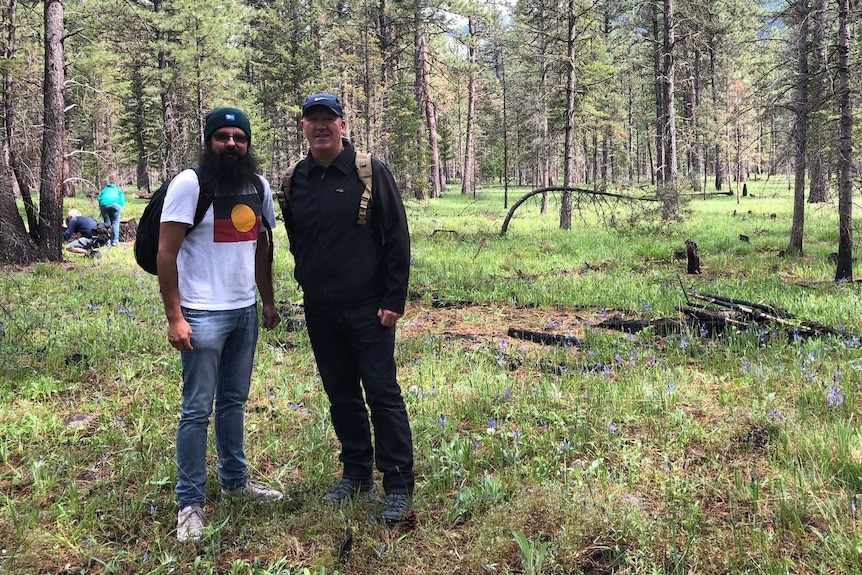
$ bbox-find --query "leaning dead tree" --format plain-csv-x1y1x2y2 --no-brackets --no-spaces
500,186,662,236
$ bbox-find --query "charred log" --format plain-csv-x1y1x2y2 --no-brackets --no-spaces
507,327,583,347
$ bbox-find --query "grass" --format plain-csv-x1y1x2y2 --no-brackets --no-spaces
2,175,862,573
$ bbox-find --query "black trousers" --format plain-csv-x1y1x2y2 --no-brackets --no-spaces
304,301,414,495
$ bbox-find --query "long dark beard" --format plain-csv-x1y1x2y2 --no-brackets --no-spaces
198,144,260,196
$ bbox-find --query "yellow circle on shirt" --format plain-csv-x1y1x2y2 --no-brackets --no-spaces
231,204,256,232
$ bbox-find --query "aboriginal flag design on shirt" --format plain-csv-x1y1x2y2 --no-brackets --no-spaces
213,192,262,242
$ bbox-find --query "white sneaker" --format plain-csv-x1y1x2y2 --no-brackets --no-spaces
176,504,205,542
221,480,283,501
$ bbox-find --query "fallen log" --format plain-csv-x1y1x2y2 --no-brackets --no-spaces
687,291,852,340
507,327,583,347
595,316,682,335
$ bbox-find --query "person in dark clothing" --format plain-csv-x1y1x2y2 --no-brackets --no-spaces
62,209,98,241
281,92,413,525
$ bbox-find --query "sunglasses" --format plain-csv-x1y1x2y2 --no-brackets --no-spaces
212,132,248,144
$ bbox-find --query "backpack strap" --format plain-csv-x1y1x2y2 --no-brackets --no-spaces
277,162,298,216
355,152,373,225
190,166,211,231
252,175,274,264
278,153,372,225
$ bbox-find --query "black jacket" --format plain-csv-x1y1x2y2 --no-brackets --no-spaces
283,140,410,313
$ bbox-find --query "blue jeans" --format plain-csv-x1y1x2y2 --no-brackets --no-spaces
100,203,121,245
175,304,258,507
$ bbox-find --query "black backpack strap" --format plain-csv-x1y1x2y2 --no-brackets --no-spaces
189,166,211,232
252,174,274,263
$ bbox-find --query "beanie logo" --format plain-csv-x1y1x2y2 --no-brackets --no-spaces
225,113,236,121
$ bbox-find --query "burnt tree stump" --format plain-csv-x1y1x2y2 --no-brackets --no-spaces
119,218,138,242
685,238,700,274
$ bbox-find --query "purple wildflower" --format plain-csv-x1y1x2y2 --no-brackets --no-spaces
827,385,845,407
608,421,617,433
438,414,446,427
488,418,497,430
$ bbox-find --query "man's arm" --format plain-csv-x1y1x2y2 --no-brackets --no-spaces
255,231,280,330
374,161,411,318
157,222,193,351
63,218,75,240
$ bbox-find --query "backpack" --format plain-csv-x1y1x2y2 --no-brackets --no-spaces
276,152,372,225
134,167,268,275
89,223,112,248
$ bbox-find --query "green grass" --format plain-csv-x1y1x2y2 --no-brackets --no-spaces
3,177,862,573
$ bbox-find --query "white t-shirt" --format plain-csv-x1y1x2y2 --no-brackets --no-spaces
161,168,276,310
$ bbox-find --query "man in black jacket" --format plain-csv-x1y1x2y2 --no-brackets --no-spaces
282,93,413,525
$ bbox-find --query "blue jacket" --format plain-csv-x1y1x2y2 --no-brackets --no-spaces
98,183,125,207
64,216,98,240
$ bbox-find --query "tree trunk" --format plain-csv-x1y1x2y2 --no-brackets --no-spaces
788,0,810,256
835,0,852,281
0,0,31,264
415,24,438,200
652,4,664,185
559,0,576,229
154,0,184,177
538,12,550,214
460,17,477,197
807,0,830,203
709,46,724,191
693,48,704,194
661,0,679,219
38,0,65,261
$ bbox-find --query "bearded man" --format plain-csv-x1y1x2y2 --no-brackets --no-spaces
157,107,282,543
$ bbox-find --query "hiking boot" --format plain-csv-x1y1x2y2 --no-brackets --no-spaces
321,477,374,505
381,493,412,525
221,480,284,501
176,504,205,542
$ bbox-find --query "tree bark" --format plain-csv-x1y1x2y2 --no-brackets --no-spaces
835,0,853,281
37,0,65,261
415,24,439,200
660,0,679,220
460,18,477,196
559,0,576,230
652,4,664,186
807,0,830,204
788,0,810,256
0,0,31,264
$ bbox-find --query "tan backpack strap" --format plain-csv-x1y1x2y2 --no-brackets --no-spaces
355,152,373,225
277,162,298,215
